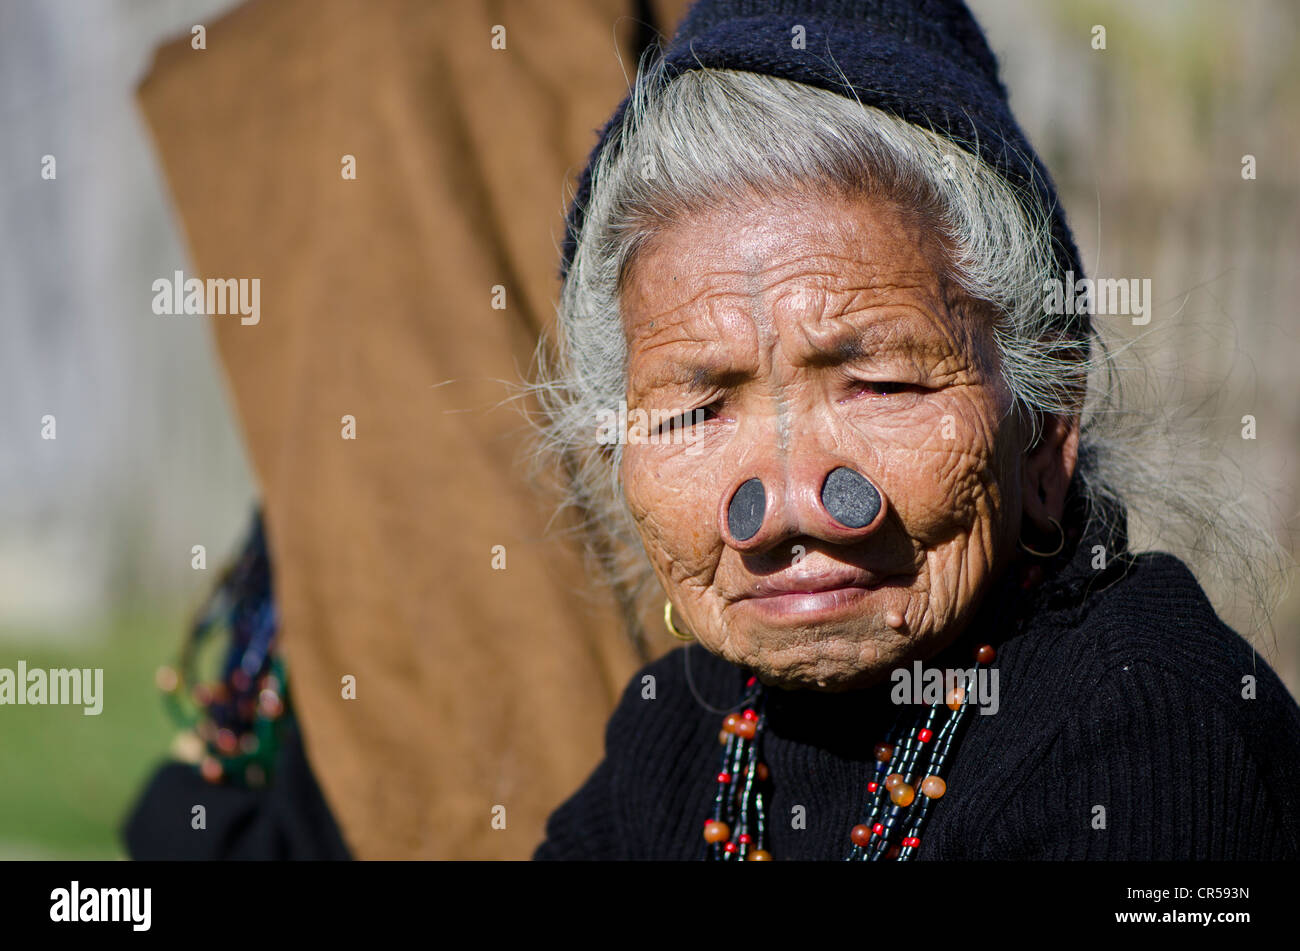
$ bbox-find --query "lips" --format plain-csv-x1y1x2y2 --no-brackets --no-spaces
739,568,882,600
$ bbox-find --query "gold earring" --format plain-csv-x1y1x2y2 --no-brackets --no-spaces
1018,515,1064,558
664,600,694,641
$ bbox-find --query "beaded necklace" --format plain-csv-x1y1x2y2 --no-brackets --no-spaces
701,643,996,861
155,511,291,788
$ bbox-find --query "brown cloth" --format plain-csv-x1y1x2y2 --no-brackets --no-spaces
138,0,691,859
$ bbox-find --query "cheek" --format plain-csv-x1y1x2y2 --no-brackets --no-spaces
622,443,723,567
844,389,1011,541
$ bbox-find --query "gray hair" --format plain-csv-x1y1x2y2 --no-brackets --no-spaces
528,60,1288,652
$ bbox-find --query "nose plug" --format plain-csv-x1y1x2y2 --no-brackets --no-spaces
726,466,882,541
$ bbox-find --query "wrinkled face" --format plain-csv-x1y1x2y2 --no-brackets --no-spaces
619,190,1029,691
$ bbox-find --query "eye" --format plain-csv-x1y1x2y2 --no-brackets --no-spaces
655,402,720,435
854,380,912,397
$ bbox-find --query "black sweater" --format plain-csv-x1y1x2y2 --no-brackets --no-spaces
535,494,1300,860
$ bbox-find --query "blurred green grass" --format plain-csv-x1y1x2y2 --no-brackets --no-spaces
0,609,183,860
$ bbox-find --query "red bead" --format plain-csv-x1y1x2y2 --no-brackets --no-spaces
917,728,933,743
745,677,757,687
717,772,731,784
733,719,757,740
742,708,758,721
867,781,879,792
903,836,920,848
976,644,996,664
850,824,873,847
738,834,752,845
723,841,738,854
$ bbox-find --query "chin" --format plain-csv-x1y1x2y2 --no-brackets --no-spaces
717,621,910,693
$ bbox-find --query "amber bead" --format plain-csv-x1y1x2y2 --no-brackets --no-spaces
884,773,904,791
885,845,901,860
199,756,223,783
756,762,769,781
747,849,773,861
975,644,996,664
890,782,915,807
718,730,731,745
921,775,947,799
850,824,873,847
874,742,893,763
733,718,757,740
722,713,740,734
946,685,966,711
703,820,730,844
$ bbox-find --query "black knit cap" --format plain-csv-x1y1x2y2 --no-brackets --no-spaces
560,0,1087,338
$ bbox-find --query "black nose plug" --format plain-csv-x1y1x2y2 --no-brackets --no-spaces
821,466,882,529
727,477,766,541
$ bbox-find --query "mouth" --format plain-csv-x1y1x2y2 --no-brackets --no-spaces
734,569,893,624
738,584,879,624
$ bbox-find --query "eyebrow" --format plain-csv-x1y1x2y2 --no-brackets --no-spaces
637,315,956,393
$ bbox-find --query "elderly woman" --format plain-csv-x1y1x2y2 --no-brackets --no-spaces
532,0,1300,860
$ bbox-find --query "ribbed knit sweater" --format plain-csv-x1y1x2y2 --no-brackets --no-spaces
535,491,1300,860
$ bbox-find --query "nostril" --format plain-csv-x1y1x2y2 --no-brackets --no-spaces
821,466,882,529
727,478,766,542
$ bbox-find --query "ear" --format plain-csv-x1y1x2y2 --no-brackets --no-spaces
1021,412,1080,531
